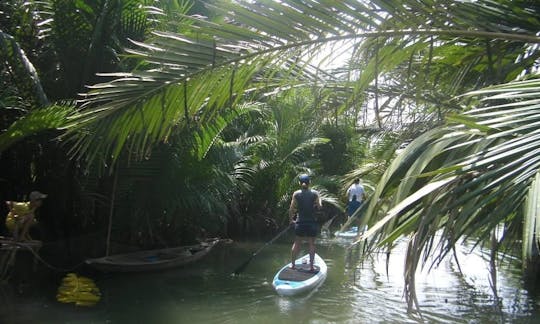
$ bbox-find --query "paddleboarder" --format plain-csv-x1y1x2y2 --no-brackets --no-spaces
346,194,362,219
289,174,321,272
346,178,366,203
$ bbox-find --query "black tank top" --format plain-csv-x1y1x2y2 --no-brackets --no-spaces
295,189,317,223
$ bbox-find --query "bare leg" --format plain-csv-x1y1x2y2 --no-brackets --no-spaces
308,237,316,271
291,237,301,269
11,220,21,241
20,216,34,241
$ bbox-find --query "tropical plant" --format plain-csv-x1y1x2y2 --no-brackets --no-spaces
0,0,193,244
101,104,259,248
359,77,540,312
230,90,333,232
62,0,540,313
3,0,540,311
63,0,538,167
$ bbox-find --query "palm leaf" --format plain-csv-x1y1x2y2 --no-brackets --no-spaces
360,77,540,309
0,105,73,152
66,0,540,167
194,103,262,160
0,31,49,107
524,172,540,266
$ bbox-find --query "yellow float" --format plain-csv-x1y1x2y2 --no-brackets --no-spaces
56,273,101,306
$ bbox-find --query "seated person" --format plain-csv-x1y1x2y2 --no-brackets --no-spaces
5,191,47,241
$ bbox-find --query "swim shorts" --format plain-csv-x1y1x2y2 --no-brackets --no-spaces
294,222,318,237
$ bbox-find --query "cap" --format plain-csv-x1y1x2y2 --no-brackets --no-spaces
298,174,310,184
29,191,48,201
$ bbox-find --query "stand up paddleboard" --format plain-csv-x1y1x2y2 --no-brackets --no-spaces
272,253,327,296
334,226,359,239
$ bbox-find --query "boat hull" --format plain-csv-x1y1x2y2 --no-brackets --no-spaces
272,253,327,296
334,226,360,239
85,239,222,272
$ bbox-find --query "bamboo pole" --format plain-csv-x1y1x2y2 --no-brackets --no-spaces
106,167,119,257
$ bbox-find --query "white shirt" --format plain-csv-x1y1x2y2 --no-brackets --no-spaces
347,183,365,202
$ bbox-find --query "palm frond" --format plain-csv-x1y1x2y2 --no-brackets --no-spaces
0,31,49,107
359,77,540,309
0,104,73,152
193,103,262,160
64,0,540,166
524,172,540,266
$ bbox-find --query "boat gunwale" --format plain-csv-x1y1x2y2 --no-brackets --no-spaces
85,238,222,272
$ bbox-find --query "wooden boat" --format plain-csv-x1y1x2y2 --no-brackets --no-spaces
0,236,42,251
0,237,43,281
85,238,223,272
272,253,327,296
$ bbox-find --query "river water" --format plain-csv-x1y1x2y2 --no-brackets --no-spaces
0,233,538,323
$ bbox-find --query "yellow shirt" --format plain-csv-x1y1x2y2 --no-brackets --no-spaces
5,202,37,232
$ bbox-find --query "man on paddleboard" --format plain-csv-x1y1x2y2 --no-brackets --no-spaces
289,174,321,272
346,194,362,219
346,178,366,203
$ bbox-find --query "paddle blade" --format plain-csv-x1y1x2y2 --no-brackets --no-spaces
232,224,291,275
232,256,253,275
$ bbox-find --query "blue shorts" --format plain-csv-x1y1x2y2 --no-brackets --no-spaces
295,222,318,237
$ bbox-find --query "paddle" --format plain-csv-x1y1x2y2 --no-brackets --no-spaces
232,224,292,275
320,215,337,234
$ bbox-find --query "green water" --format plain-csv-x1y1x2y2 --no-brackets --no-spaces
0,234,538,323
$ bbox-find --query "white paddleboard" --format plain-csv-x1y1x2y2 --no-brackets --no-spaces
272,253,327,296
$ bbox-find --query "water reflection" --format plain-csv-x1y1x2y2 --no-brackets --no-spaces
0,236,538,323
345,238,535,323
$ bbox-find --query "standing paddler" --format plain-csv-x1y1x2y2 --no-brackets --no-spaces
289,174,322,272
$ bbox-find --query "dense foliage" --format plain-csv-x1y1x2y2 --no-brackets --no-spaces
1,0,540,313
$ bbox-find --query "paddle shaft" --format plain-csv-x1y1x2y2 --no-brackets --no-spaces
321,215,337,231
233,224,292,275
